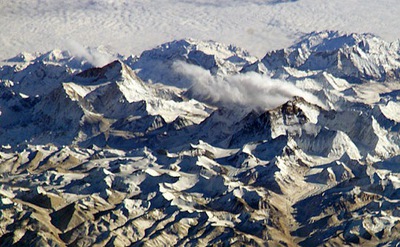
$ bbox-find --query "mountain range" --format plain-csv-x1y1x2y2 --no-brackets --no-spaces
1,30,400,246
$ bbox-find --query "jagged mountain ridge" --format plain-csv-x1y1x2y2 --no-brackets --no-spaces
132,38,257,88
1,31,400,246
0,58,212,147
260,30,400,83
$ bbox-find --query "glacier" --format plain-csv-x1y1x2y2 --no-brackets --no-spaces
1,31,400,246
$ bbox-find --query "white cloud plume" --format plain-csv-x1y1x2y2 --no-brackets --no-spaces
173,61,323,111
64,40,115,67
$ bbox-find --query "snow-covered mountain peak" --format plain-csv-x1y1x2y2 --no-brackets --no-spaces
1,32,400,246
292,30,372,52
76,60,139,84
3,51,37,64
141,38,254,61
132,38,257,87
34,49,73,65
262,30,400,83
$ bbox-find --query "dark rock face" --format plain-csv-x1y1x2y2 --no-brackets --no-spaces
1,33,400,246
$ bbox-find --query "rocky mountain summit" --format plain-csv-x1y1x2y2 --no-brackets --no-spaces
1,31,400,246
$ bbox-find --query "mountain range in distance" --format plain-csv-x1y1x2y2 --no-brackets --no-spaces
1,30,400,246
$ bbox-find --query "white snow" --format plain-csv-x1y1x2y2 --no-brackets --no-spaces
1,1,400,246
380,101,400,123
1,0,400,62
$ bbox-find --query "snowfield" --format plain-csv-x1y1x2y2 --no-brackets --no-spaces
1,1,400,246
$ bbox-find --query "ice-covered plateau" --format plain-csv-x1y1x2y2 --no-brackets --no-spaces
1,31,400,246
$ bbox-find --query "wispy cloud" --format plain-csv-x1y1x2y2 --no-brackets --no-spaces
173,61,323,111
64,40,115,67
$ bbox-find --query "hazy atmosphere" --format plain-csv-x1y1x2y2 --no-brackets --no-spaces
1,0,399,60
1,1,400,246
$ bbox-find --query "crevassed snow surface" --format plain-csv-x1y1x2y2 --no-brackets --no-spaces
1,0,399,60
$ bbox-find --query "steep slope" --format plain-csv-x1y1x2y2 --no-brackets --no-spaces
261,30,400,83
0,57,212,147
1,32,400,246
132,39,256,88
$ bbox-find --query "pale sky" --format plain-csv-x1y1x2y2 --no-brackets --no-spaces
1,0,399,60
